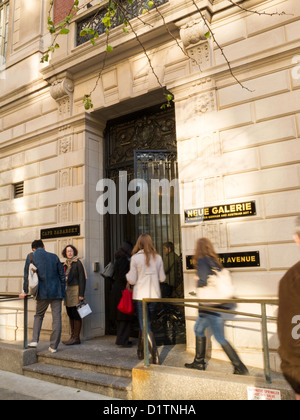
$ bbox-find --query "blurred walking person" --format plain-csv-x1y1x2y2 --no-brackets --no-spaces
185,238,248,375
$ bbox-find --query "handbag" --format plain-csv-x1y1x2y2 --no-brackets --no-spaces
197,268,235,305
101,262,114,279
28,252,39,298
76,301,92,319
117,289,135,315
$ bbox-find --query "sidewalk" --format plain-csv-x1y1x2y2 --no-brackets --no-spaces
0,370,120,400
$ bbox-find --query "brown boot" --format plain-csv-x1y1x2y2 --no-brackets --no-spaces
62,319,75,345
72,319,82,345
63,319,81,345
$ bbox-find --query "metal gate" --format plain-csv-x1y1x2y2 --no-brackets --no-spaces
104,105,186,343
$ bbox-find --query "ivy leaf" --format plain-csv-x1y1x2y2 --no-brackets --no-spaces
106,45,114,52
41,53,49,63
60,28,70,35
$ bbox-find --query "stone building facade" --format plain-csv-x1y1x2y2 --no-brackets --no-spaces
0,0,300,370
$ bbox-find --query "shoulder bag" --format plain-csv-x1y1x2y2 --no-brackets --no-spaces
28,252,39,298
197,268,235,304
101,262,115,279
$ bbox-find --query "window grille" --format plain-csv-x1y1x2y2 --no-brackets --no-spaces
76,0,169,46
14,182,24,199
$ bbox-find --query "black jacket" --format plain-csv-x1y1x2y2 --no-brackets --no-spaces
64,260,86,297
110,256,133,322
197,256,225,316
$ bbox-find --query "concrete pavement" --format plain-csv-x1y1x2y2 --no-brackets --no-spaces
0,370,120,400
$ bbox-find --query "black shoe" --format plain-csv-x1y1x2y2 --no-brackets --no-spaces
185,361,206,370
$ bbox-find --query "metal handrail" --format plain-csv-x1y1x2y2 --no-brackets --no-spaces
0,293,31,349
142,298,279,384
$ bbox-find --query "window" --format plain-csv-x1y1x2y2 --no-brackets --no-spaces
0,0,9,66
76,0,169,46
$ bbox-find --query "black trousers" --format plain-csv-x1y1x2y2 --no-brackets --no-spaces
115,320,131,345
66,306,81,321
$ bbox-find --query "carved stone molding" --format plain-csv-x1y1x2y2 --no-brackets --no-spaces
50,77,74,118
176,13,212,72
179,18,209,49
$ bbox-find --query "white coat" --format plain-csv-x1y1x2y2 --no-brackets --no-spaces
126,250,166,301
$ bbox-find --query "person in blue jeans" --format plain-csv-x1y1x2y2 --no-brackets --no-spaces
185,238,248,376
19,240,66,353
126,234,166,364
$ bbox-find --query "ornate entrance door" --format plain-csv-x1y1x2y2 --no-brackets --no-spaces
104,104,185,344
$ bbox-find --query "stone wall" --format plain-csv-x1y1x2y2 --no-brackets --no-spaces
0,0,299,366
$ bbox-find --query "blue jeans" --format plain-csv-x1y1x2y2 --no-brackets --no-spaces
135,301,157,333
194,313,228,346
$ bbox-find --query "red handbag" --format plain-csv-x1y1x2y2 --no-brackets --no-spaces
117,289,135,315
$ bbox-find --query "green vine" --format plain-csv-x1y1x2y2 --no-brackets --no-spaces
43,0,289,111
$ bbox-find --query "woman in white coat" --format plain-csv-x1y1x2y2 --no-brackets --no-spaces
126,234,166,364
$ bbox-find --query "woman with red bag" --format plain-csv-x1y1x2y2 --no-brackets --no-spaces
110,242,134,347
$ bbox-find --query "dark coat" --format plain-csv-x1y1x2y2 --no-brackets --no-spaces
63,259,86,297
278,261,300,394
109,256,133,322
197,256,226,316
23,248,65,300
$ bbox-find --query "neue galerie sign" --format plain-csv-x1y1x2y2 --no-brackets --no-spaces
185,201,256,223
41,225,81,240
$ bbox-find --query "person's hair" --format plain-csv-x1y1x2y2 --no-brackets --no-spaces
62,244,78,259
194,238,222,269
115,241,133,259
163,241,174,252
132,234,158,267
295,216,300,238
31,240,44,250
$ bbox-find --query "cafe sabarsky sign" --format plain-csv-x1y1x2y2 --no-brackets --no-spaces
41,225,80,240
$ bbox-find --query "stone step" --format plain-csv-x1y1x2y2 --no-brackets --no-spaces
37,352,133,378
23,362,132,400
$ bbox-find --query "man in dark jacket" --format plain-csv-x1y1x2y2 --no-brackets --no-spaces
19,240,65,353
278,216,300,400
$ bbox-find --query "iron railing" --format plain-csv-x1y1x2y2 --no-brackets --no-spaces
0,293,279,383
76,0,169,46
0,293,31,349
142,298,279,384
